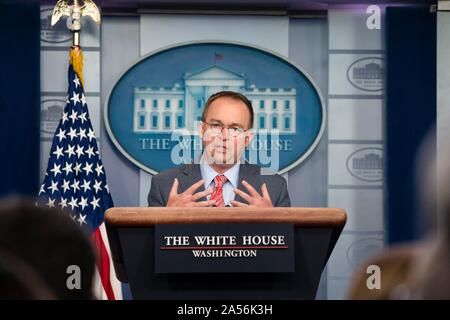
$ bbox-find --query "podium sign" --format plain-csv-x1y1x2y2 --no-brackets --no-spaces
104,207,347,299
155,223,295,273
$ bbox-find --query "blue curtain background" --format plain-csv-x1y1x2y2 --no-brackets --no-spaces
385,6,437,244
0,1,40,198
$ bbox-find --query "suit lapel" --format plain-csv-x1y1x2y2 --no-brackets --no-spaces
235,163,260,204
179,164,207,201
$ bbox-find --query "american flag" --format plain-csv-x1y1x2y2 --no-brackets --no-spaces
38,61,122,300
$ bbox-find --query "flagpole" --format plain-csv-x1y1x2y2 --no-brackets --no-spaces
71,0,81,47
51,0,101,88
46,0,123,301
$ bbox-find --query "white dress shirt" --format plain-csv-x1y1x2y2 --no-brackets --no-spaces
199,157,240,206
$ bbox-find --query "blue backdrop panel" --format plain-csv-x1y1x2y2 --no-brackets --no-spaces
385,7,436,244
0,1,40,197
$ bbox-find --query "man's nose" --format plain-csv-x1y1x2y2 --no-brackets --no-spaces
219,128,229,139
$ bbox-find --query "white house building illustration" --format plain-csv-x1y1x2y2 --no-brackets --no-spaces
133,66,296,134
353,62,383,80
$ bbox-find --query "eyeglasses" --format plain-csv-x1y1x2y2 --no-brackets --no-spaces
203,121,248,137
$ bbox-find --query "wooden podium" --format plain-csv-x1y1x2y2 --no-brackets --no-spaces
105,207,346,300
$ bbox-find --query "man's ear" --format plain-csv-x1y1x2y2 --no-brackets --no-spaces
244,129,254,147
199,122,205,138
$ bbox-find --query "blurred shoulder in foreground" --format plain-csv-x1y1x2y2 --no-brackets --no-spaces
0,197,96,299
347,238,449,299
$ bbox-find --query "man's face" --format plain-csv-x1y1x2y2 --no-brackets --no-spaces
200,96,254,165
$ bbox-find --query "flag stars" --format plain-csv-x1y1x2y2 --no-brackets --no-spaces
47,180,59,194
93,179,102,193
70,179,80,193
95,163,104,176
80,93,87,106
59,197,67,210
81,179,91,192
77,214,87,226
73,75,81,89
90,197,100,210
83,162,93,175
79,112,87,124
78,197,88,211
71,92,81,106
62,179,71,193
73,162,82,176
52,146,64,160
87,128,96,142
75,145,85,158
69,109,78,123
62,162,73,176
78,128,87,141
56,128,66,142
38,184,45,195
61,112,68,124
67,127,78,140
64,145,76,158
50,163,62,177
46,198,55,208
85,145,95,159
38,68,113,239
68,197,78,210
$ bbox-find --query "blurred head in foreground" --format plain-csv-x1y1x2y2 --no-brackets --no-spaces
0,197,96,299
347,128,449,299
0,249,55,299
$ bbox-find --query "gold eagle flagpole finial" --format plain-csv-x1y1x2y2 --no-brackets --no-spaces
50,0,100,88
51,0,101,47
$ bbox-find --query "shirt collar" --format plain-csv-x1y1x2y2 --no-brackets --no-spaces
200,156,240,189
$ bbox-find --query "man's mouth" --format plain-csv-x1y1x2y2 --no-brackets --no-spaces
215,147,227,154
213,143,227,150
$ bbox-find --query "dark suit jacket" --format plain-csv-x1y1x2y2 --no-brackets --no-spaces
147,163,291,207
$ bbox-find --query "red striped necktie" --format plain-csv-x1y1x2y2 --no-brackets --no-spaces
210,174,228,207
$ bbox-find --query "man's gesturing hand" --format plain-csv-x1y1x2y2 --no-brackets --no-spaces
166,178,216,207
231,180,273,207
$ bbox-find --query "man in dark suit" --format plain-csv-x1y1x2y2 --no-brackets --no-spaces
148,91,290,207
